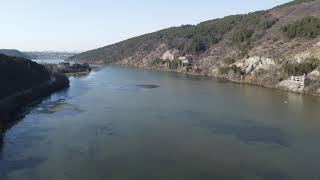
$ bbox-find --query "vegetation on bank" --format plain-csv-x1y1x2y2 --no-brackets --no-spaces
0,54,51,99
219,65,242,75
283,57,320,76
224,57,236,65
152,58,188,70
282,16,320,39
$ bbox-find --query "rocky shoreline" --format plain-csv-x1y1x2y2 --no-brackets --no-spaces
116,60,320,97
0,61,94,133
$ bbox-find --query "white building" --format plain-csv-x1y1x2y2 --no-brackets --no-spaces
290,74,308,88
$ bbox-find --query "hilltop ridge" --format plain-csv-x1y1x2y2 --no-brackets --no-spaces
0,49,32,59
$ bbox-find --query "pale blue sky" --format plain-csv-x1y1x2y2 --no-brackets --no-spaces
0,0,291,52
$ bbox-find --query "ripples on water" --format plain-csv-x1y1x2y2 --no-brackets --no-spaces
34,99,83,116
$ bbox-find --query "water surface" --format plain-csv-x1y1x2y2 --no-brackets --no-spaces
1,67,320,180
32,59,65,64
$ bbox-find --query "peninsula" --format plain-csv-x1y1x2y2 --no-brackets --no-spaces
0,54,69,131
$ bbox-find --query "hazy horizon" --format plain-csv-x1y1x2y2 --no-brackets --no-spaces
1,0,290,52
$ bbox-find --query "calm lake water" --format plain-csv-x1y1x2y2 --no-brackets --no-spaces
1,67,320,180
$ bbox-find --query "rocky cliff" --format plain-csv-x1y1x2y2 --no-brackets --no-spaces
70,0,320,96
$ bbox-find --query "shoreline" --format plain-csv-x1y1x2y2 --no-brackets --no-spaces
0,73,70,131
112,63,320,97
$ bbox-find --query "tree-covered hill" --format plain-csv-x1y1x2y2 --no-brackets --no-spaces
71,0,320,64
0,49,32,59
0,54,51,99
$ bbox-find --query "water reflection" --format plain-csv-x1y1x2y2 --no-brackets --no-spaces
135,84,160,89
106,83,160,92
0,120,3,155
187,112,289,147
2,157,47,173
67,72,92,79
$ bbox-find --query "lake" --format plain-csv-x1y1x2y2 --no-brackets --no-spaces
1,67,320,180
32,59,65,64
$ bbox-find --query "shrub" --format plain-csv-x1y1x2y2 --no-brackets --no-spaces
260,18,278,30
283,57,319,75
230,64,242,73
219,67,232,74
219,65,241,75
230,28,254,44
152,58,165,66
224,57,236,65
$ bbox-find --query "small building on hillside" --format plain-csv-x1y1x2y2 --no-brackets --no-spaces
290,74,308,88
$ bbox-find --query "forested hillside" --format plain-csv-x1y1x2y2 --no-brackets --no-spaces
71,0,318,64
0,54,50,99
71,0,320,95
0,49,32,59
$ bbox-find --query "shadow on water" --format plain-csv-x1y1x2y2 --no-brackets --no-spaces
184,110,289,147
0,72,93,164
0,121,3,156
0,83,86,177
135,84,160,89
0,157,47,180
165,71,229,82
0,122,55,179
107,83,160,92
192,120,289,147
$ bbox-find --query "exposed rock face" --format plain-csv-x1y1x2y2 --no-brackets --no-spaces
162,50,178,61
277,80,304,93
309,69,320,78
244,57,276,73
